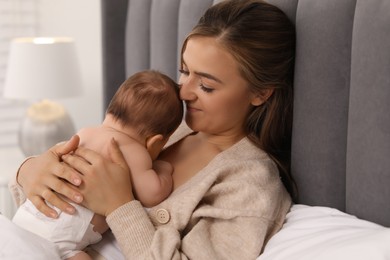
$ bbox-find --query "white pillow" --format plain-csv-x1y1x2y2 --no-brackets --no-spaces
258,204,390,260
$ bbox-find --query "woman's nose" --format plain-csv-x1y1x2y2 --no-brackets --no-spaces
179,77,197,101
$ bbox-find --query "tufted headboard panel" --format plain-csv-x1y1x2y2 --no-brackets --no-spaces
101,0,390,227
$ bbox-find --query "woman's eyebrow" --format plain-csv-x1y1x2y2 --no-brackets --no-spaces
182,59,223,84
194,71,223,84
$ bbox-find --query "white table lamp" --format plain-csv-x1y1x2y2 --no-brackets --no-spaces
3,37,83,156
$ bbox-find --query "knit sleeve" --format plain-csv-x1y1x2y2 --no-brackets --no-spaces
106,159,291,260
7,157,33,207
106,200,189,260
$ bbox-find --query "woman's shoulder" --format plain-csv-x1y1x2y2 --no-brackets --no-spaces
226,137,271,160
197,137,291,221
218,138,277,174
164,121,193,148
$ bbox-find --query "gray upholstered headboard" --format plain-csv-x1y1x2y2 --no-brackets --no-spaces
101,0,390,227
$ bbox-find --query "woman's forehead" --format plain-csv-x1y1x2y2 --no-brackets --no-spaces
183,37,241,79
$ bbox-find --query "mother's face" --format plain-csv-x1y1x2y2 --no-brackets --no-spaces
179,36,262,137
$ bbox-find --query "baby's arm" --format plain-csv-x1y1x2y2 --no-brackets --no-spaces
121,144,173,208
152,160,174,196
133,160,173,207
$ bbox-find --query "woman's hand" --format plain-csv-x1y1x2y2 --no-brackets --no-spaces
17,135,84,218
62,138,134,217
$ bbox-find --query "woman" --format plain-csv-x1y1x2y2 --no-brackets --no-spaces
10,0,296,258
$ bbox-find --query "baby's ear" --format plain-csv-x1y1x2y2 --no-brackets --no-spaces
146,134,167,160
251,89,274,106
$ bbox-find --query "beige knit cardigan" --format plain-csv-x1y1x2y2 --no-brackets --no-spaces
9,123,292,260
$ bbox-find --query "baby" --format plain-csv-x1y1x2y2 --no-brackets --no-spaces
13,70,183,259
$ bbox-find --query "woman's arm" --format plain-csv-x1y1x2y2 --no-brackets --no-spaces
14,135,84,218
63,139,291,259
105,169,291,259
8,157,34,207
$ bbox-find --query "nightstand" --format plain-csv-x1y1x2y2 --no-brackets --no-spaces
0,147,25,219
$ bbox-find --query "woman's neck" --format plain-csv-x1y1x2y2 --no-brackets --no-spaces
195,131,246,152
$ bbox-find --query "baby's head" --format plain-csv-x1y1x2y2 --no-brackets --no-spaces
106,70,183,146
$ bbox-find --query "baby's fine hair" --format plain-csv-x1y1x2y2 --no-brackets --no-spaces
106,70,183,138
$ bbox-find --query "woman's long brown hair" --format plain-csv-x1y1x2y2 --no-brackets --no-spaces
182,0,297,201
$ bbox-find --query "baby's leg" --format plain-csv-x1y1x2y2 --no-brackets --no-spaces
90,213,109,234
66,251,92,260
66,214,108,259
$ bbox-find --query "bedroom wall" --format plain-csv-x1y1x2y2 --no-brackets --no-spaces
38,0,103,130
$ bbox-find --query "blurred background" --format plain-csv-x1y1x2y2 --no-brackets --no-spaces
0,0,103,218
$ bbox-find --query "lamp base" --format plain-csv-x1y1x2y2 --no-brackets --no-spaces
18,100,76,156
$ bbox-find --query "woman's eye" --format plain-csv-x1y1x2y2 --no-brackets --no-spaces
200,83,214,93
179,69,189,75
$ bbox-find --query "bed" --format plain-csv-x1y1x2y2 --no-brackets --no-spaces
100,0,390,258
1,0,389,259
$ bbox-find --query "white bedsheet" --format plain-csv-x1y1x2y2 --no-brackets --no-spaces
258,204,390,260
2,205,390,259
0,213,126,260
0,214,60,259
91,229,125,260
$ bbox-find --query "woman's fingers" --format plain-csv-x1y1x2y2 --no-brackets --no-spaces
67,139,127,170
26,167,81,215
62,144,133,216
53,135,80,156
29,187,78,218
49,163,83,203
46,135,82,186
109,138,128,169
18,136,84,217
62,148,99,176
53,135,83,186
29,196,59,218
51,161,82,187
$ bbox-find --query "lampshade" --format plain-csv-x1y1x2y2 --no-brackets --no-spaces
3,37,82,156
4,37,82,100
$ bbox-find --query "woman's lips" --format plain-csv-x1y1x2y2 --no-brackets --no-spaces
186,106,201,113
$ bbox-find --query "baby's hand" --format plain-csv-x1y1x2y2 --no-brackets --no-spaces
153,160,174,175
